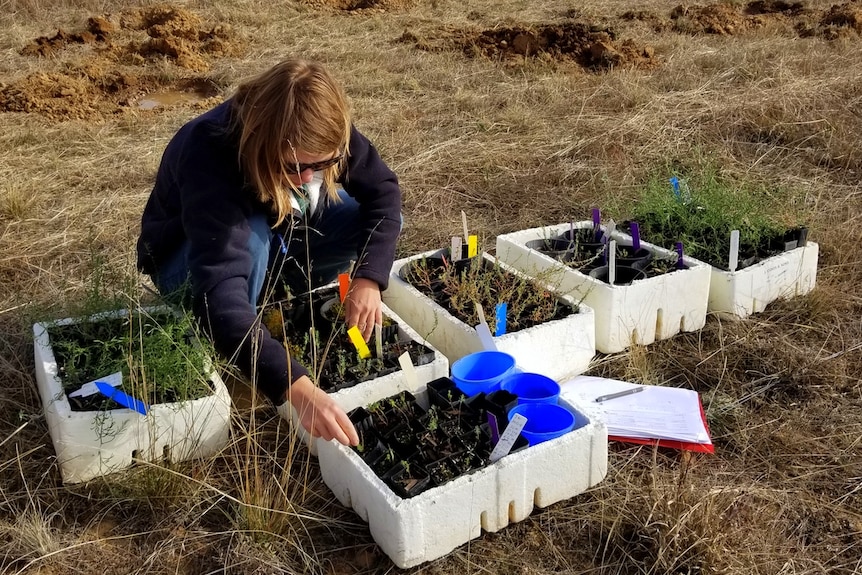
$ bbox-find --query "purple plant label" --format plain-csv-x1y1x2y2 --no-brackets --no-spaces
631,222,641,250
487,412,500,445
494,302,508,336
592,208,602,241
676,242,685,269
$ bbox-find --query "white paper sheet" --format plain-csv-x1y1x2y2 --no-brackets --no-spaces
560,375,710,444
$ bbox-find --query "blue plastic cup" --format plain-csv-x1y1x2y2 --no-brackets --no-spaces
450,351,517,396
501,372,560,404
508,403,577,445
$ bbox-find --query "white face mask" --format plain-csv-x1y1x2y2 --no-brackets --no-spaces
293,171,324,217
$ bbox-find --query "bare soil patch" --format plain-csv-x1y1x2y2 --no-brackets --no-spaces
668,1,862,37
620,1,861,38
302,0,416,11
1,5,240,120
400,23,657,70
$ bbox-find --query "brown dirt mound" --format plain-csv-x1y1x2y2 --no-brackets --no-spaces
744,0,807,16
3,5,239,120
817,2,862,35
303,0,415,11
401,23,657,71
20,17,114,57
668,1,861,38
670,3,764,35
620,10,673,32
0,66,219,120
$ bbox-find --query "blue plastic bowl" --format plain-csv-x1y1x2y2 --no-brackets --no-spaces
508,403,576,445
501,372,560,404
450,351,517,396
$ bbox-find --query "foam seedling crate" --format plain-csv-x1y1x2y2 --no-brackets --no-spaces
316,389,608,568
279,285,449,451
706,239,819,318
383,250,596,381
33,306,231,484
496,222,711,353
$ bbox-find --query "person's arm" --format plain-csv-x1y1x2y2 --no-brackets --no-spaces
344,277,383,341
283,375,359,445
171,119,358,444
340,126,402,287
340,126,402,340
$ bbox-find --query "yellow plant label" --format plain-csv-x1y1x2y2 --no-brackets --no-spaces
347,326,371,359
467,235,478,258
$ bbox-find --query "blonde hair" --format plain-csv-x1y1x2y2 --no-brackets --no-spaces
232,58,351,226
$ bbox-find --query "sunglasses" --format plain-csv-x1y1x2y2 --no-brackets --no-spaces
283,154,343,175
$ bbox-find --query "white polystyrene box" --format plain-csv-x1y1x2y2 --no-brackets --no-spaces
383,251,596,381
707,242,819,318
496,222,711,353
286,301,449,452
316,392,608,568
33,307,231,484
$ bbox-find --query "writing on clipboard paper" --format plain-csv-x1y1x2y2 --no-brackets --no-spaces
560,375,714,452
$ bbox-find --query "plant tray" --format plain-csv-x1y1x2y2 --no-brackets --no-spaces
317,389,608,568
705,241,819,318
496,222,711,353
277,284,449,451
383,251,596,381
33,306,231,484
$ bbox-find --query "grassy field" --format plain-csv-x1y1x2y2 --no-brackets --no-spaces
1,0,861,573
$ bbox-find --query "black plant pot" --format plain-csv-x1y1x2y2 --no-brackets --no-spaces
442,246,481,275
448,449,486,476
614,246,653,270
427,377,469,409
383,459,431,498
427,456,460,487
525,237,575,261
385,421,424,459
398,256,448,292
353,428,387,468
769,227,809,252
369,390,425,431
559,228,605,250
589,265,647,286
348,406,374,433
483,389,519,430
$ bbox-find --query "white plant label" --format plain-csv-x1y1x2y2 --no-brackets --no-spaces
490,413,528,462
398,352,419,391
475,321,498,351
451,236,462,261
69,371,122,398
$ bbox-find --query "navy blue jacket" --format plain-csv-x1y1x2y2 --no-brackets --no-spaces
137,100,402,404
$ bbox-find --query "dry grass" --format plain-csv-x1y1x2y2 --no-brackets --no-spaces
1,0,861,572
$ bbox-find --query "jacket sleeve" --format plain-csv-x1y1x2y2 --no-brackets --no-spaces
175,123,307,404
340,125,403,290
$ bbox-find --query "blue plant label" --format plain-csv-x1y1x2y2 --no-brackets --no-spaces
95,381,149,415
494,302,507,336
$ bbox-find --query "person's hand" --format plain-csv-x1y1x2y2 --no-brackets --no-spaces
344,277,382,342
286,375,359,446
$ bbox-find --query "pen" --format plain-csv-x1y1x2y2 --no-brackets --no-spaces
595,386,644,403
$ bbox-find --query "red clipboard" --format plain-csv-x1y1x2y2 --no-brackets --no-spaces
607,396,714,453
